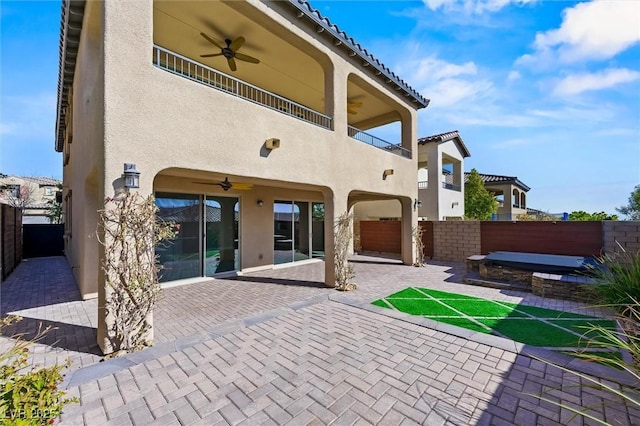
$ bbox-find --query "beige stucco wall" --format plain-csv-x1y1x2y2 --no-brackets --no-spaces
66,0,423,353
63,0,105,299
353,200,402,221
421,140,465,220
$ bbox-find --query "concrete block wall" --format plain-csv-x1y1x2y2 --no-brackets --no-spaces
432,221,480,262
603,221,640,256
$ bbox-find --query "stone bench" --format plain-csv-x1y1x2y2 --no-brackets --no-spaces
466,255,485,273
531,272,595,301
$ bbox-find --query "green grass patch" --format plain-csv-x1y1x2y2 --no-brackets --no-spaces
547,319,617,343
425,317,492,334
415,288,482,301
385,287,430,299
443,300,527,318
372,299,391,309
500,303,594,319
385,299,459,316
477,318,587,347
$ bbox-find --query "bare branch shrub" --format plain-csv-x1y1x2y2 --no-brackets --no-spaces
98,193,174,354
334,211,356,291
413,225,425,267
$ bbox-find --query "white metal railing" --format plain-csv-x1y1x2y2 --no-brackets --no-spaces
442,182,461,192
418,181,428,189
153,45,332,130
347,126,411,158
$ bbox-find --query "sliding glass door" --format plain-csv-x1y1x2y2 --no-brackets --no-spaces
274,200,324,264
155,192,239,283
205,196,239,276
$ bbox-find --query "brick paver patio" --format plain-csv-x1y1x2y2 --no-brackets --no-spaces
1,256,638,425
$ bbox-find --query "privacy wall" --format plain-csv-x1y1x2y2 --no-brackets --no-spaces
359,220,640,263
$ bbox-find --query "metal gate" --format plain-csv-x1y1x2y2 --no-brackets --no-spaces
22,224,64,258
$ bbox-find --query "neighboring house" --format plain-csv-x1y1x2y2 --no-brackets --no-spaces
55,1,429,352
355,130,471,221
464,172,531,221
0,176,61,224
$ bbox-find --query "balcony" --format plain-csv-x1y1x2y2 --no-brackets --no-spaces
153,46,332,130
442,182,461,192
347,126,410,158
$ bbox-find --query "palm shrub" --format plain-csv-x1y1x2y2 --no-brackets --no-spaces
589,250,640,314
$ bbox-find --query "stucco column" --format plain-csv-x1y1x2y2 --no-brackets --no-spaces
323,188,348,287
400,197,416,265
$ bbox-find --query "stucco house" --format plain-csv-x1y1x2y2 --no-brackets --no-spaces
55,0,429,352
0,176,61,224
464,172,530,221
355,130,470,221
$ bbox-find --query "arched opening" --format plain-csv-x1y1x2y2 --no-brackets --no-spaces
512,188,520,208
520,192,526,209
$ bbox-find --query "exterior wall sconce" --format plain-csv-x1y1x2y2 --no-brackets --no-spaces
452,201,459,208
414,198,422,210
383,169,394,180
123,163,140,189
257,199,264,207
265,138,280,150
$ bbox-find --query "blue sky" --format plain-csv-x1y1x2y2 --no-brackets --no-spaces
1,0,639,215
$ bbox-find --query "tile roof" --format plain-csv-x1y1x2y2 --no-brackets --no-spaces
20,177,61,187
290,1,429,109
417,130,471,158
464,172,530,192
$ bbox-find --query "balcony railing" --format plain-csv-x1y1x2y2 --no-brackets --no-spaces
347,126,410,158
442,182,461,192
418,181,428,189
153,45,332,130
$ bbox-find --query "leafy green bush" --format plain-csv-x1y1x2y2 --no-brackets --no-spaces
0,317,77,425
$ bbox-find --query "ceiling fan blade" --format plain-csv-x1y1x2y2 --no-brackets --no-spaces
235,53,260,64
231,183,253,190
227,57,237,72
347,108,358,115
200,53,224,58
348,101,363,108
200,33,223,49
229,36,245,52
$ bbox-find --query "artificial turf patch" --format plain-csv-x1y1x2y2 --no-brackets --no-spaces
425,316,492,334
443,300,527,318
499,303,594,319
415,288,481,301
547,319,617,343
372,288,614,350
385,287,430,299
477,318,586,347
385,299,459,316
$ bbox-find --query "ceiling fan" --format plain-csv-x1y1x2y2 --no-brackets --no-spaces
200,33,260,72
193,177,253,191
347,101,363,115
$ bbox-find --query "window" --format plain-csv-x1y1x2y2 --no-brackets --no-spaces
44,187,53,196
5,185,20,198
64,190,72,237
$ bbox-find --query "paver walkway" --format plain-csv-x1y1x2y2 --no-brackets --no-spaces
1,256,638,425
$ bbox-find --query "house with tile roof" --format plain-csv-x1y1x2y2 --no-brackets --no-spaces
0,175,61,224
55,0,430,353
464,172,530,220
355,130,471,221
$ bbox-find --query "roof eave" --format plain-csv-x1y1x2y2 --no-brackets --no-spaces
288,0,430,109
55,0,86,153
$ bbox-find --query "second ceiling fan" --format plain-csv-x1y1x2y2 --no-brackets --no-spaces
200,32,260,72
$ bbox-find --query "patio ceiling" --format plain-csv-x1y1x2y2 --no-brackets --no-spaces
153,1,400,130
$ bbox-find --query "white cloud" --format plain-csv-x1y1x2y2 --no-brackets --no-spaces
401,56,493,107
553,68,640,96
518,0,640,65
507,70,521,82
422,0,533,14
